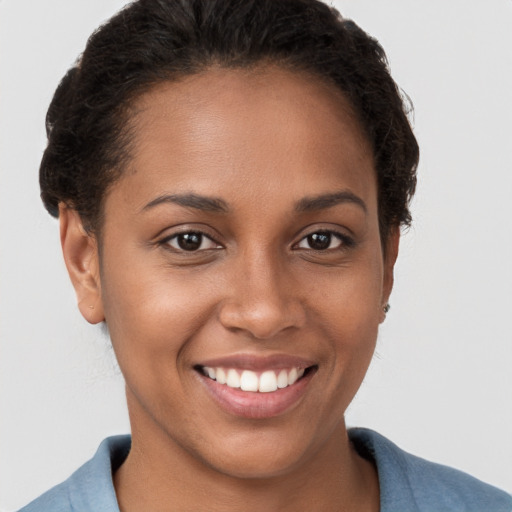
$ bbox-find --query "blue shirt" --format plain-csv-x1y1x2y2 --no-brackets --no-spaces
19,428,512,511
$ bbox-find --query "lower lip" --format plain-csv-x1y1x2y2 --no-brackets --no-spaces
198,370,315,419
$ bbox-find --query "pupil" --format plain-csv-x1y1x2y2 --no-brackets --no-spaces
178,233,202,251
308,232,331,250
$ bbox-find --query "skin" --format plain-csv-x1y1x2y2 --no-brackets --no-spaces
61,66,398,512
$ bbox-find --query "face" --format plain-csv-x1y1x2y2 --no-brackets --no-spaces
64,67,397,479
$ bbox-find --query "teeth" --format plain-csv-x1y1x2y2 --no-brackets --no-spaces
240,370,259,391
226,369,241,388
277,369,288,389
288,367,298,385
259,370,277,393
216,367,227,384
202,366,307,393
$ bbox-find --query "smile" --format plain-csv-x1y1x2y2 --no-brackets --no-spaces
195,359,317,419
200,366,306,393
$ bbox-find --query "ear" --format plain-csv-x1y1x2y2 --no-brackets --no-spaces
59,204,105,324
380,226,400,323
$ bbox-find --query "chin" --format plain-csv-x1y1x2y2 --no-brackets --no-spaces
190,424,336,481
207,448,308,480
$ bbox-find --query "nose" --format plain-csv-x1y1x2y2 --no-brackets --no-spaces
218,249,305,340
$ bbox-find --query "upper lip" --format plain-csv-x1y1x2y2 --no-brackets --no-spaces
196,353,316,371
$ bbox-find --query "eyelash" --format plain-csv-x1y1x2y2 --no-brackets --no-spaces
294,230,355,252
160,231,222,253
159,229,354,254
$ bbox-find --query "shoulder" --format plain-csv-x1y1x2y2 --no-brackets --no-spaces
17,435,130,512
17,479,71,512
349,428,512,512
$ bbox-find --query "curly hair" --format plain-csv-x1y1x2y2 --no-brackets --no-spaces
40,0,418,241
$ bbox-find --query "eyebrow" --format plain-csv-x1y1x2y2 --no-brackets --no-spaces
142,193,229,213
295,190,367,214
142,190,366,215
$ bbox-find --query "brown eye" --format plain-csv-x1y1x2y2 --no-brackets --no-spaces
308,233,331,250
296,231,344,251
166,232,219,252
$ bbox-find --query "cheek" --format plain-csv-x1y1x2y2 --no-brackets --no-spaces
100,258,219,370
99,266,223,433
310,248,384,330
309,249,383,383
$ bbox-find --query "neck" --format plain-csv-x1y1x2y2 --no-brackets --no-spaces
114,395,379,512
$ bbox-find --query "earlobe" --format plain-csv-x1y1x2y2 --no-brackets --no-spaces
380,227,400,323
59,204,105,324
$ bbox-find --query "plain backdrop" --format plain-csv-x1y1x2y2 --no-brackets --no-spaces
1,0,511,510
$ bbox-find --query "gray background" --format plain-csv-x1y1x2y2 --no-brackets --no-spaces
1,0,511,509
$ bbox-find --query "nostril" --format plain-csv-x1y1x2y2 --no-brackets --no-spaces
218,300,305,340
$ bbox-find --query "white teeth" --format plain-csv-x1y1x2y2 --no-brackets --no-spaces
240,370,259,392
201,366,308,393
226,369,241,388
259,370,278,393
277,369,288,389
216,367,226,384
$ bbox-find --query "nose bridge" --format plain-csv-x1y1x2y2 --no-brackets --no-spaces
242,246,283,305
219,245,304,339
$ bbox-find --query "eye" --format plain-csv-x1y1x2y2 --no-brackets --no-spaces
296,231,347,251
164,232,220,252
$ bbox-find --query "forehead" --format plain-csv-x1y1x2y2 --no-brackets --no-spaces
114,66,376,213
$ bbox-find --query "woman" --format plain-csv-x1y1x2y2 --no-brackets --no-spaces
14,0,512,510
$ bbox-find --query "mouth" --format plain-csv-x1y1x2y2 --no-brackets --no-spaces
194,357,318,419
196,365,314,393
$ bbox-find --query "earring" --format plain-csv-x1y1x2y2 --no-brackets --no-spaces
383,303,390,314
